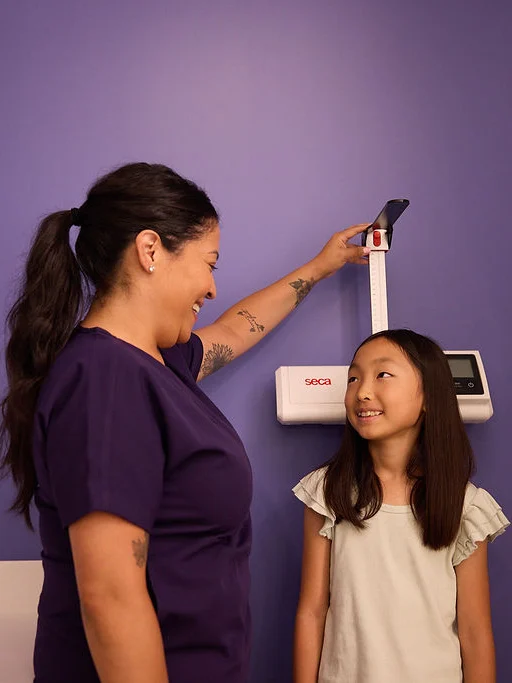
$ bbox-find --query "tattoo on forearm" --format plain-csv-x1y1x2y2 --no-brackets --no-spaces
201,343,235,377
237,309,265,333
289,277,316,308
132,533,149,568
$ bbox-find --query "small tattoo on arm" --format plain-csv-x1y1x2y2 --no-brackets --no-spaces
132,533,149,568
289,277,316,308
201,343,235,377
236,309,265,333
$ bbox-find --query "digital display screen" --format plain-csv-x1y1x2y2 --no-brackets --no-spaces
448,358,474,378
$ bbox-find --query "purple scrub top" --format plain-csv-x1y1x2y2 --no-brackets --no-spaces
32,326,253,683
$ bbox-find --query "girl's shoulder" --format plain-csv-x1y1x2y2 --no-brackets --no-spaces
294,465,328,492
292,465,335,539
453,483,510,566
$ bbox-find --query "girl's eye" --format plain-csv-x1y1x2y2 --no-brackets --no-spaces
347,376,358,384
377,372,392,378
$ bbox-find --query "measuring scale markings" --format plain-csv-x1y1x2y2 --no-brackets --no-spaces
368,228,390,334
369,250,388,334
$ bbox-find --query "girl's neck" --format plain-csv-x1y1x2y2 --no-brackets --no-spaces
369,435,417,506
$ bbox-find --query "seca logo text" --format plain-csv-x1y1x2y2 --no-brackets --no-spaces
304,378,332,386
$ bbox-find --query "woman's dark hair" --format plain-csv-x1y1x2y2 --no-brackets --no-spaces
323,329,474,549
1,162,218,527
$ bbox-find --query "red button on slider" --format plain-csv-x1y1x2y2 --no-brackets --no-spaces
372,230,381,247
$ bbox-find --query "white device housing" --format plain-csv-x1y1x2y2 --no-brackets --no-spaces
276,350,493,425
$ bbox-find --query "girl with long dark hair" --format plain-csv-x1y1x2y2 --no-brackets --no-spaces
294,329,509,683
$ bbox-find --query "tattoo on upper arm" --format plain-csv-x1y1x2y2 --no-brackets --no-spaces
201,343,235,378
132,532,149,568
237,309,265,333
289,277,316,308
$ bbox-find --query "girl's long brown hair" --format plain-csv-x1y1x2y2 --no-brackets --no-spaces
323,329,474,549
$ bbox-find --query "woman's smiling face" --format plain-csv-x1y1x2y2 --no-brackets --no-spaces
153,222,220,345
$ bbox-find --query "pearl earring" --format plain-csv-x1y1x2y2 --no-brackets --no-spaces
149,265,155,273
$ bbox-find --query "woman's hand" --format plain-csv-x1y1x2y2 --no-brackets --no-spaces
311,224,371,279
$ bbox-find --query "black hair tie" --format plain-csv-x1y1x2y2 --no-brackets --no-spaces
70,207,82,226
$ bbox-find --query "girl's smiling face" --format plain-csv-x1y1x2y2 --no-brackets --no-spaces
345,337,425,444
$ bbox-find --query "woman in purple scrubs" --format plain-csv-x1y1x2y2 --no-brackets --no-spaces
0,162,369,683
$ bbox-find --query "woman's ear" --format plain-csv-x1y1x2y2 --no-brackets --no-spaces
135,230,160,273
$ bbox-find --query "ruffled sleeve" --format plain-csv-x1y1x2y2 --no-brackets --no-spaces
293,466,336,540
452,483,510,566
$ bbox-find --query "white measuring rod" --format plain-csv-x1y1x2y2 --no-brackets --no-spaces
367,228,390,334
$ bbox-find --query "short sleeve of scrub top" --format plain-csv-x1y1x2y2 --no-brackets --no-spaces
40,334,168,531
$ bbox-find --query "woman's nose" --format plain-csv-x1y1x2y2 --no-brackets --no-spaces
206,277,217,300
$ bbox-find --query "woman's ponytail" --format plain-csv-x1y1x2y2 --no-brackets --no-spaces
1,162,219,528
1,211,85,527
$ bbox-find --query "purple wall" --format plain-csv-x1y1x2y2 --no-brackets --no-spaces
1,1,510,680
